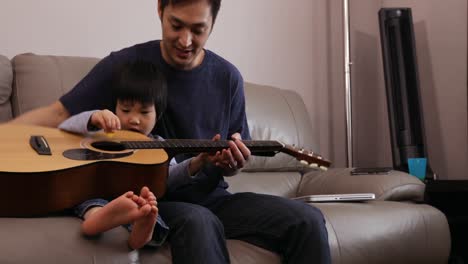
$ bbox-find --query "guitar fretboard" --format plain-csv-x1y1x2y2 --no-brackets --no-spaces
122,139,284,155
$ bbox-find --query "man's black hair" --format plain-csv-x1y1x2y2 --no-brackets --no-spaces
112,60,167,120
159,0,221,25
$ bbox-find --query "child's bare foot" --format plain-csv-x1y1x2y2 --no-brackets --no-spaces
128,186,159,249
81,191,152,236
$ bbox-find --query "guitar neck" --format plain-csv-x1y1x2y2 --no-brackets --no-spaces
122,139,284,155
92,135,330,168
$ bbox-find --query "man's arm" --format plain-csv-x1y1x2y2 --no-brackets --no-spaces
8,101,70,128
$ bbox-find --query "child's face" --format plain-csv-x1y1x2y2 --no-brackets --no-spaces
115,100,156,136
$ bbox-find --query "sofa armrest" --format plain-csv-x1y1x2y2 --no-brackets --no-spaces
297,168,425,202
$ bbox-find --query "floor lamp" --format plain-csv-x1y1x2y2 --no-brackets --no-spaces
343,0,353,167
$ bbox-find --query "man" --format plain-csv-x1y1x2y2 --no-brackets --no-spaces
11,0,331,263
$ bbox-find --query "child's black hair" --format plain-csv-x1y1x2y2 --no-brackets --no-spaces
112,60,167,120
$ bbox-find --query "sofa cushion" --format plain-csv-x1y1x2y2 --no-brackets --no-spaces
140,240,280,264
11,53,99,116
0,216,280,264
0,55,13,122
297,168,426,202
243,82,319,173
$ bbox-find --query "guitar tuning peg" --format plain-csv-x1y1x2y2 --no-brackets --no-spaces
307,152,315,157
299,160,309,166
319,166,328,171
309,163,318,168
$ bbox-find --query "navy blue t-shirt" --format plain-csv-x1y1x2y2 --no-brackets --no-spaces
60,40,251,204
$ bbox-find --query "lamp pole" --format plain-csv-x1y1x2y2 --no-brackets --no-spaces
343,0,353,167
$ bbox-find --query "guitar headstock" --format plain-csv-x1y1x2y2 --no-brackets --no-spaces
280,144,331,171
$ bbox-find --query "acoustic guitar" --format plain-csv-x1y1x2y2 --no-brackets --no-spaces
0,124,331,217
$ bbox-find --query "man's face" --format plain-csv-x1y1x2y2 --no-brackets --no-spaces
158,0,213,70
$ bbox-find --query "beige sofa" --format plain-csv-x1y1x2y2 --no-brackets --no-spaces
0,53,450,263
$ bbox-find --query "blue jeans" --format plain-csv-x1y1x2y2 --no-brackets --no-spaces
158,192,331,264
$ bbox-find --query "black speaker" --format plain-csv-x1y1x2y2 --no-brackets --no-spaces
378,8,432,177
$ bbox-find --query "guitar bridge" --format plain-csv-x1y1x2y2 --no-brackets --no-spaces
29,135,51,155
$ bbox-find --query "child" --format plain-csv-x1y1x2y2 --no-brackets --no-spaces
60,60,231,250
59,60,170,250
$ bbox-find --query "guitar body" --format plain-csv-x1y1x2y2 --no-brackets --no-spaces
0,124,169,217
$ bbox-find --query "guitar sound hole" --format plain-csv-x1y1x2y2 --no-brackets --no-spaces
91,141,126,151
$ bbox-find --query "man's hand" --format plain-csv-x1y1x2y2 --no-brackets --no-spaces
189,133,251,176
90,109,121,133
209,133,251,173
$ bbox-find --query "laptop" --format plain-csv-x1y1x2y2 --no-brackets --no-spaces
292,193,375,203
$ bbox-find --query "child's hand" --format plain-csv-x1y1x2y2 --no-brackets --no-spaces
90,109,121,133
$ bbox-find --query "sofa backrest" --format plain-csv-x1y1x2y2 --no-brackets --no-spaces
11,53,100,116
0,55,13,123
8,53,318,172
243,83,316,172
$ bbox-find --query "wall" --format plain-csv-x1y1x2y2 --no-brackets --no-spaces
350,0,468,179
0,1,159,58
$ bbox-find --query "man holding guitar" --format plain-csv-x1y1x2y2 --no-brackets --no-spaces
10,0,331,263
